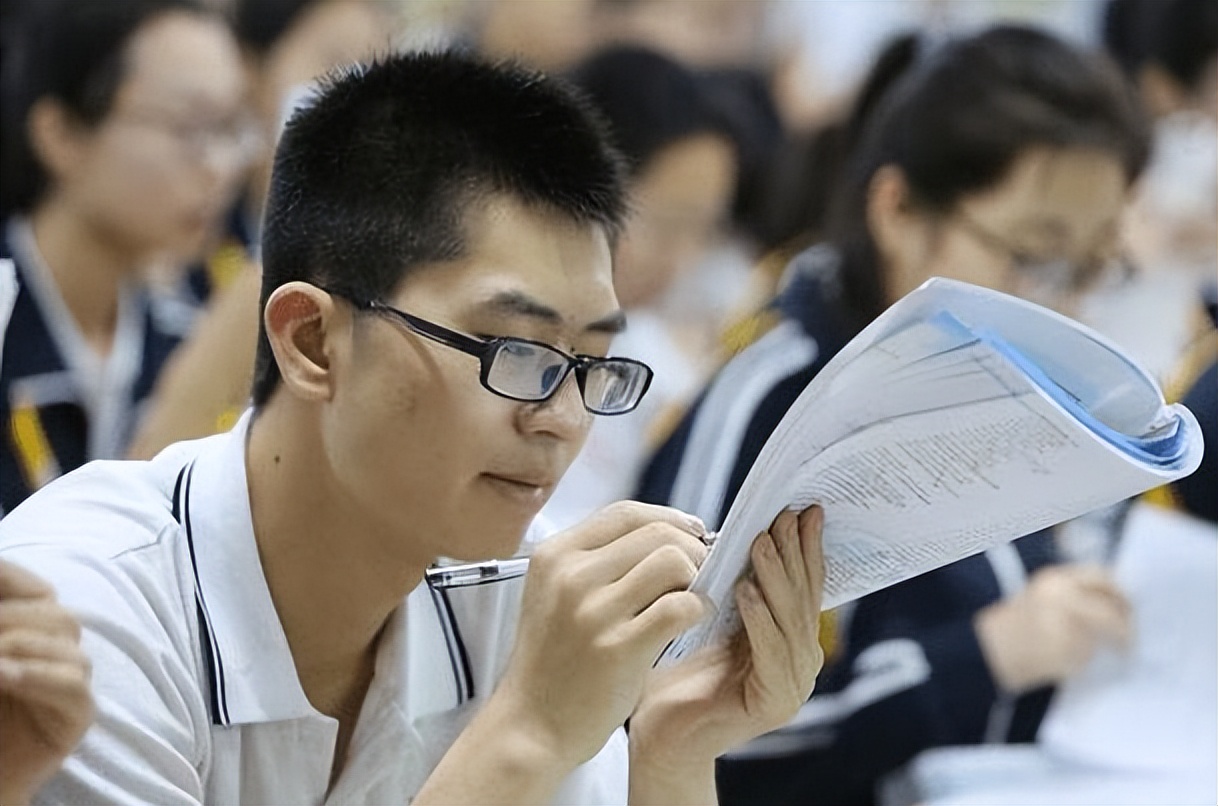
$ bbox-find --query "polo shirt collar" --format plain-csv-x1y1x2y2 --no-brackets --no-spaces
180,410,465,728
182,409,314,725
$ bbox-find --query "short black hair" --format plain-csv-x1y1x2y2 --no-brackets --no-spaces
826,25,1151,332
252,50,628,407
566,45,733,177
0,0,206,217
1103,0,1218,93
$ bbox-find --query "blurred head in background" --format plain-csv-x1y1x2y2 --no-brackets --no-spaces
233,0,389,213
472,0,769,75
825,25,1150,332
1103,0,1218,121
470,0,596,72
568,45,738,309
586,0,770,70
0,0,249,265
749,32,920,264
1101,0,1217,272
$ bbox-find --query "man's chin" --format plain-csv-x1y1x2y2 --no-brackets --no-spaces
443,518,534,563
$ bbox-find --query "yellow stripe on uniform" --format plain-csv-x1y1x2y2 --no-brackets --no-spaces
206,240,249,293
820,609,841,662
1142,326,1217,512
9,402,60,491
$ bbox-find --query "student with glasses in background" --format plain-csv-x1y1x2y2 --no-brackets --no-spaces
0,0,252,516
638,26,1151,806
0,50,826,804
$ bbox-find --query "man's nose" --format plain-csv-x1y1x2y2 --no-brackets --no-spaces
519,372,591,442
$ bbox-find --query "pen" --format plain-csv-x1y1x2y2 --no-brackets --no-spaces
424,531,719,590
425,557,531,589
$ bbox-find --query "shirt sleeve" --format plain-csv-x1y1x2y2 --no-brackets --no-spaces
2,541,210,806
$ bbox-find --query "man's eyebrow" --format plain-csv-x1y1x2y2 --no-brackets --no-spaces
474,291,627,334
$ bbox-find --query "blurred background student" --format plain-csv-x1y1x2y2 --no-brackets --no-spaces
638,26,1150,805
1102,0,1215,266
1078,0,1218,384
124,0,390,458
230,0,388,259
0,0,250,515
540,45,739,529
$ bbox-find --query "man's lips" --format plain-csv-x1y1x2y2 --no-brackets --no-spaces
482,472,556,489
480,473,554,507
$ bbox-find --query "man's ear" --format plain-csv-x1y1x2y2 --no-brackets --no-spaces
264,282,342,401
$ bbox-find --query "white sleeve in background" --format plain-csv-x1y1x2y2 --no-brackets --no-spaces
0,536,210,806
0,258,17,370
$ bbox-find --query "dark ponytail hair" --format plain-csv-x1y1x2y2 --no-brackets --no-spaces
750,32,921,255
826,25,1151,333
1103,0,1218,95
0,0,206,218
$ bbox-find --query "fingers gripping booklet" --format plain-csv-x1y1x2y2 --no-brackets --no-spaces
658,277,1204,666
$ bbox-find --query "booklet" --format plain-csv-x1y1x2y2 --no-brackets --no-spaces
659,277,1205,665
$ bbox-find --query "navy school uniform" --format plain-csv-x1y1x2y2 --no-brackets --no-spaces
1,218,193,516
181,195,258,307
636,244,1059,806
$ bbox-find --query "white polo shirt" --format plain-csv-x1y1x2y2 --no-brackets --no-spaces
0,412,628,805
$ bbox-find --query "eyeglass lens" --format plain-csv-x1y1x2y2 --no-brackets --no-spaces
583,362,650,413
485,341,648,413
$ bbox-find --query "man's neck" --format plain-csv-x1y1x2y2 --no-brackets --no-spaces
28,202,138,356
244,399,433,709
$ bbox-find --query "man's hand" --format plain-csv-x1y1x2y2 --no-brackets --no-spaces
415,501,712,804
494,501,712,766
626,506,826,794
0,560,94,806
975,563,1131,693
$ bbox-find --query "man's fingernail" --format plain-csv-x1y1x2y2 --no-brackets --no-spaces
684,516,707,537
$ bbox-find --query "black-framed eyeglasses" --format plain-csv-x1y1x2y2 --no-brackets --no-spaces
952,211,1137,295
332,292,654,415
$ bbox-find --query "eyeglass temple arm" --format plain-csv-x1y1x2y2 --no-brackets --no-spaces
366,301,490,356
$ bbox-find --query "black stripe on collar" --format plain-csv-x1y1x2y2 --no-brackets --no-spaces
179,461,231,725
437,587,475,702
427,584,475,704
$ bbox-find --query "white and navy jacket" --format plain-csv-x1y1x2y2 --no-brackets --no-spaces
0,218,191,515
638,245,1058,806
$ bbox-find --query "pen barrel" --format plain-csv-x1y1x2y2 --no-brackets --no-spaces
425,557,531,589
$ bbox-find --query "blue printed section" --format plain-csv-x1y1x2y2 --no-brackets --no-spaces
978,327,1190,468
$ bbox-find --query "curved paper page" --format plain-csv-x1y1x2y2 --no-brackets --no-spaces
659,280,1204,665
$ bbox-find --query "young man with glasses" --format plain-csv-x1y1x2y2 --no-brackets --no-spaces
0,51,826,805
